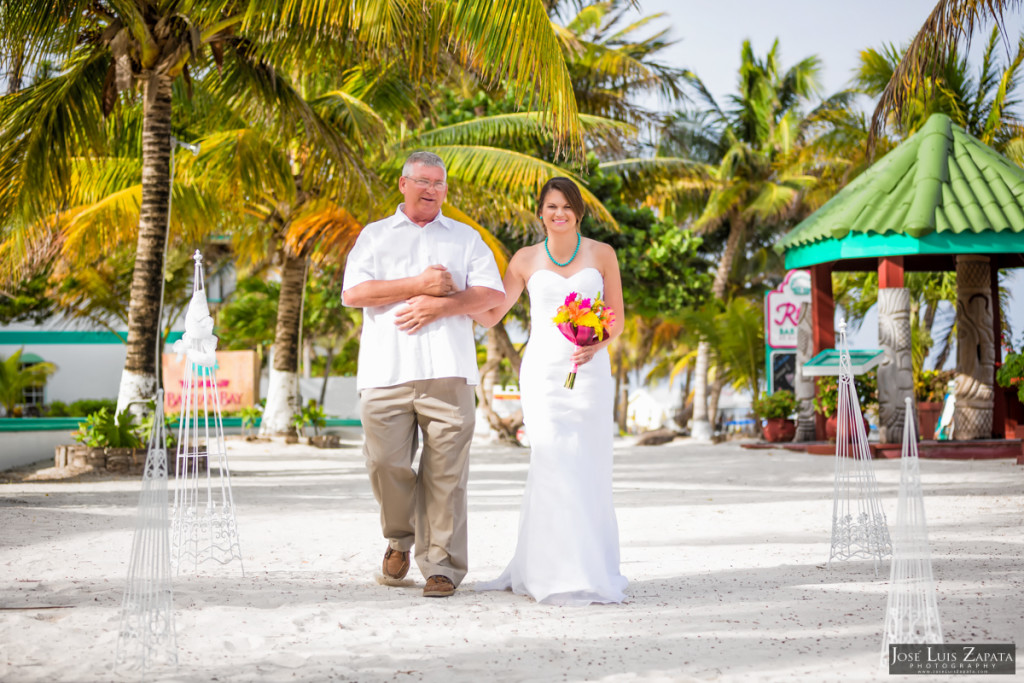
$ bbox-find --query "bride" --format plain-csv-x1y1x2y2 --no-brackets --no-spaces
473,177,628,605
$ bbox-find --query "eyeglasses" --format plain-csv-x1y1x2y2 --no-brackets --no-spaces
404,176,447,191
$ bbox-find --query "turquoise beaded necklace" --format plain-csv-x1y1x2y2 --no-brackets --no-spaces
545,232,581,267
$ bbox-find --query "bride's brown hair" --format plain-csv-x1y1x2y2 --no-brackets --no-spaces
538,177,586,230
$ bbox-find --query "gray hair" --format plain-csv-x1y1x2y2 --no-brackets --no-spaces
403,151,446,179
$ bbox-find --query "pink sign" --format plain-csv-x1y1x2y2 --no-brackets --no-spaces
765,270,811,348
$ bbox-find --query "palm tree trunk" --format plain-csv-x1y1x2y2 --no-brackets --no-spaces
260,251,306,435
712,223,744,300
318,343,335,407
116,74,173,416
676,363,693,428
491,320,521,376
690,341,712,439
691,221,745,441
474,329,522,443
615,345,629,433
708,376,724,435
7,47,24,94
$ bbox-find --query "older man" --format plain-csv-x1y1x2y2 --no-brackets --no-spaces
342,151,504,598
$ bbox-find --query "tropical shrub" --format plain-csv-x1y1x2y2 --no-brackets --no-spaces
814,374,878,418
240,406,263,437
753,390,798,420
291,400,327,437
0,350,56,416
915,369,955,403
67,399,118,417
996,353,1024,402
72,408,143,449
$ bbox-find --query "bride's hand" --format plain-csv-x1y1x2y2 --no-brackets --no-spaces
571,346,598,366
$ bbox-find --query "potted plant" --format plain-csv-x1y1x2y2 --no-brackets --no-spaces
996,350,1024,401
914,369,954,440
814,374,876,441
752,390,797,442
997,344,1024,438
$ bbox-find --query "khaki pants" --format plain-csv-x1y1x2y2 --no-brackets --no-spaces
360,377,475,586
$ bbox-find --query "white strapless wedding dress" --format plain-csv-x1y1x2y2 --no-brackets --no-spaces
479,266,627,605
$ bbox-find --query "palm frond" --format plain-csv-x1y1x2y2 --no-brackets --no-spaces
285,199,365,265
868,0,1024,152
0,46,109,223
444,0,584,162
410,112,636,151
440,203,512,275
311,89,389,150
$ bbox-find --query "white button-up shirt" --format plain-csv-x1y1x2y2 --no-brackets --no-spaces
342,206,504,390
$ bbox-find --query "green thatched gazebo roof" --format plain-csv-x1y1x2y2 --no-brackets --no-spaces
779,113,1024,270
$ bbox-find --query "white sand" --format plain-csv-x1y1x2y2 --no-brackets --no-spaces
0,437,1021,682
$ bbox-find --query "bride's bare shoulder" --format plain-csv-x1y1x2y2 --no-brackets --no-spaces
510,243,546,274
581,238,617,269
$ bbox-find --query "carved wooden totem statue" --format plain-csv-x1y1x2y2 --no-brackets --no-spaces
953,255,994,439
878,288,915,443
794,303,817,441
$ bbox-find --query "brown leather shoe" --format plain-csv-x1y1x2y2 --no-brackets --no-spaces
423,575,455,598
382,546,410,580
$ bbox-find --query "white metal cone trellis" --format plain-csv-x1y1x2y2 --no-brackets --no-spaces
116,389,177,672
828,320,892,575
170,250,244,574
881,396,943,666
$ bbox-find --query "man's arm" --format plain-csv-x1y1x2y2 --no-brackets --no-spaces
394,286,505,333
343,265,454,308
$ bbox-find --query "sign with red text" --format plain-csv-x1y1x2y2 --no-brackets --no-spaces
162,350,258,415
765,270,811,348
764,270,811,394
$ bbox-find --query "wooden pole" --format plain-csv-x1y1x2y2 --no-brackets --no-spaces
811,263,835,440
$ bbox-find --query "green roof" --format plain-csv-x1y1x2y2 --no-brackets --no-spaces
802,349,883,376
779,113,1024,269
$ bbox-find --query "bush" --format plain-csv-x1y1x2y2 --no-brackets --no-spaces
814,373,877,418
240,405,262,436
45,400,70,417
72,408,143,448
752,390,797,420
997,352,1024,402
915,369,954,403
292,400,327,437
138,409,178,450
67,398,118,417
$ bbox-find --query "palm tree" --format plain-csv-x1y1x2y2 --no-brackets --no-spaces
867,0,1024,150
859,26,1024,153
552,0,687,132
605,40,828,439
1,0,589,420
0,349,56,416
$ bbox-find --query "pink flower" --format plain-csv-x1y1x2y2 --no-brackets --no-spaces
564,292,578,307
580,298,592,309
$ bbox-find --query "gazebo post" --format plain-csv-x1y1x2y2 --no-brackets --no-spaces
811,263,835,441
991,264,1007,437
877,256,915,443
953,255,995,439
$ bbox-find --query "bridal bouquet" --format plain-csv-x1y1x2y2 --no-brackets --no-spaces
553,291,615,389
